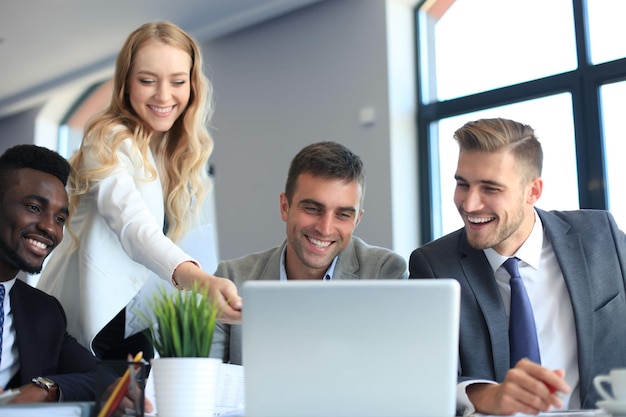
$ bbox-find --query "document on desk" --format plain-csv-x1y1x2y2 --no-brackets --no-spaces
215,363,245,416
475,410,609,417
0,401,92,416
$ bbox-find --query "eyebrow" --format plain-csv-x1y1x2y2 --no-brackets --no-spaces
135,69,189,77
454,175,505,188
27,194,70,217
298,199,357,214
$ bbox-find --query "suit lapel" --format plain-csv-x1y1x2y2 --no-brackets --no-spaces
459,235,511,381
274,240,357,280
537,209,593,404
333,240,358,280
259,244,284,280
10,281,40,385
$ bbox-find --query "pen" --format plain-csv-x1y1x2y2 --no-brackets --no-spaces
97,351,143,417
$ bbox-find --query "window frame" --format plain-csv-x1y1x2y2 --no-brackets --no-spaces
415,0,626,243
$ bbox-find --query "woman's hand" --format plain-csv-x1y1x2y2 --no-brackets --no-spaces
173,261,243,324
207,275,243,324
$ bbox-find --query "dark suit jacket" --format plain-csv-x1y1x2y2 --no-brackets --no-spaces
7,279,115,401
409,208,626,408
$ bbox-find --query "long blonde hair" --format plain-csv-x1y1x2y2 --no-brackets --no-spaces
70,21,214,242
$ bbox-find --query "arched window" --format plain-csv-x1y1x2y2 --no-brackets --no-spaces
57,80,112,159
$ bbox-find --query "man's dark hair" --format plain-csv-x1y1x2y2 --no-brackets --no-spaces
0,144,70,193
284,141,366,205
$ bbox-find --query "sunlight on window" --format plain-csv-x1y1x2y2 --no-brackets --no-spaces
418,0,626,239
587,0,626,64
600,82,626,230
431,0,576,101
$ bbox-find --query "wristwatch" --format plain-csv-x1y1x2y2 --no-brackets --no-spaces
31,376,59,402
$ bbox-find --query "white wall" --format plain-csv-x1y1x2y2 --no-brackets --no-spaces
0,106,41,154
206,0,417,262
0,0,419,266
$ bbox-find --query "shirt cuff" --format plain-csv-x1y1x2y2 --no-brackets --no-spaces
171,260,201,290
457,379,497,416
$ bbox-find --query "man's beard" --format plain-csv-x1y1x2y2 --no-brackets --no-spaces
0,238,43,274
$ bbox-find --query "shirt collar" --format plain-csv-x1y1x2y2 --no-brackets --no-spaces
279,245,338,281
0,277,17,294
484,209,544,272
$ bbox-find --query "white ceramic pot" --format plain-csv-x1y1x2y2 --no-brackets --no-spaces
151,357,221,417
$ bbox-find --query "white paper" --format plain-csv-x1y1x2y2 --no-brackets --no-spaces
0,402,89,416
475,409,610,417
215,363,245,416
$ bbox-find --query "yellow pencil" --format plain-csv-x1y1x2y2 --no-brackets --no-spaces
97,351,143,417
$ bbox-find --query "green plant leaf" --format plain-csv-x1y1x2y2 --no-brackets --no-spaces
139,281,220,357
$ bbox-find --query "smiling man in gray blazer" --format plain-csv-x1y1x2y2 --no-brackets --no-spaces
409,118,626,415
210,141,408,365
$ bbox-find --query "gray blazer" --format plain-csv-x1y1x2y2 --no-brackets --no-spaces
211,236,408,364
408,208,626,408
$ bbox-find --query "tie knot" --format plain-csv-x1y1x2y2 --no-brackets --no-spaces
503,257,521,280
0,284,5,298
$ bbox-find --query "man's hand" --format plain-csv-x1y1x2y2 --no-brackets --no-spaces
467,359,570,415
8,383,49,403
208,276,242,324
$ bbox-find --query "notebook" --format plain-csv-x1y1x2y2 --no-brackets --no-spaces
242,279,460,417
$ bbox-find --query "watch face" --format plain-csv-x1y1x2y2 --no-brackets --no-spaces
32,377,59,402
33,377,55,389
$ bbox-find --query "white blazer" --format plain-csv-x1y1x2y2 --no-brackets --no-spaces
37,135,194,351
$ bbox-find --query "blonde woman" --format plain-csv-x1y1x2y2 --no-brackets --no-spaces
38,21,242,362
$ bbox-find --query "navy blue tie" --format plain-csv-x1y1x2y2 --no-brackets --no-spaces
0,284,5,365
504,257,541,367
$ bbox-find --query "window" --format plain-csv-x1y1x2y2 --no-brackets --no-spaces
416,0,626,242
428,0,577,102
599,81,626,228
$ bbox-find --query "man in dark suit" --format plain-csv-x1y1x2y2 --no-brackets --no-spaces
0,144,141,408
409,118,626,415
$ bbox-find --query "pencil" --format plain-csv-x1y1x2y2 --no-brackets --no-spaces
97,351,143,417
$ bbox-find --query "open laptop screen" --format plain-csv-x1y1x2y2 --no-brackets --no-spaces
242,279,460,417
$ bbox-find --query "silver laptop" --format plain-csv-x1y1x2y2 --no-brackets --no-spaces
242,279,460,417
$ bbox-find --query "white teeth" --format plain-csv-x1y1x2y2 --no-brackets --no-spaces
308,237,331,248
27,238,47,249
467,216,495,224
149,106,173,113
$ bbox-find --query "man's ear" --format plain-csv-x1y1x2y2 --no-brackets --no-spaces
354,209,364,227
279,193,289,222
527,177,543,204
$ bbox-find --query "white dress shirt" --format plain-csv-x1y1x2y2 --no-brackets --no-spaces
0,278,19,389
279,246,337,281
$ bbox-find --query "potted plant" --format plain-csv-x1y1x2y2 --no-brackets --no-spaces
144,282,222,417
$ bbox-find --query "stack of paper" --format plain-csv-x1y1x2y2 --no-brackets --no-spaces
0,402,92,417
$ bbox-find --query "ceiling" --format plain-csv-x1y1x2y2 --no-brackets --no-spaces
0,0,322,117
